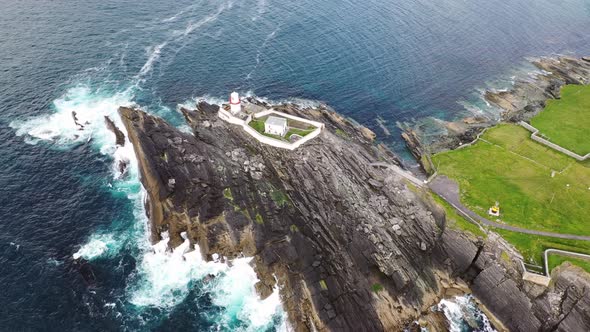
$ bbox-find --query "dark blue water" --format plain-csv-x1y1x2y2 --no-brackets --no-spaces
2,0,590,330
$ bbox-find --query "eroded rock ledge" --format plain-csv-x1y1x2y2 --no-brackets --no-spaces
402,56,590,165
118,99,590,331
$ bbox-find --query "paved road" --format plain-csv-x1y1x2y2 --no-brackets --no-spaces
428,175,590,242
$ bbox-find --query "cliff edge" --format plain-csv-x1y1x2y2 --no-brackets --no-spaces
118,99,590,331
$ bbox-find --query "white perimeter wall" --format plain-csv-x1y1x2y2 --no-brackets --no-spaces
218,108,323,150
519,121,589,161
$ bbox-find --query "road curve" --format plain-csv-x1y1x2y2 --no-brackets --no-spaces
428,175,590,242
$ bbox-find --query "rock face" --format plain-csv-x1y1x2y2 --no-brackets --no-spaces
104,115,126,147
118,100,590,331
485,56,590,122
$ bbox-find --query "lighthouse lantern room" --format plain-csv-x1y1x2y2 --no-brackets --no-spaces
229,92,241,114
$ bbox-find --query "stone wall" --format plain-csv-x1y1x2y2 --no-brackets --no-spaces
218,107,323,150
254,109,325,129
519,121,589,161
218,108,247,125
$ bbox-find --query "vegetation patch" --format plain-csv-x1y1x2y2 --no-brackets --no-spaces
248,119,266,133
371,283,384,293
255,213,264,224
430,193,487,238
223,187,233,201
335,128,349,139
290,224,299,233
270,188,290,207
432,124,590,236
287,127,315,138
496,229,590,267
530,84,590,155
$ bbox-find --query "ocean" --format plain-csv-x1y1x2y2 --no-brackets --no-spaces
1,0,590,330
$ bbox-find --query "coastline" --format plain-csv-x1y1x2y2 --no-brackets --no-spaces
115,86,590,331
402,56,590,172
404,55,590,331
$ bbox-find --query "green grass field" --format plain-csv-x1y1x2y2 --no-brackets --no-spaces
248,119,265,133
430,193,487,238
548,254,590,274
549,253,590,273
429,189,590,269
530,84,590,155
432,124,590,236
497,229,590,265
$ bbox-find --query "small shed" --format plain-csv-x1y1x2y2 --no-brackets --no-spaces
265,116,287,136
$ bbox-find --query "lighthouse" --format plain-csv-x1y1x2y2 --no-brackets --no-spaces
229,92,241,114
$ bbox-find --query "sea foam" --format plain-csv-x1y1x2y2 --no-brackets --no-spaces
16,85,286,328
12,10,286,326
436,295,496,332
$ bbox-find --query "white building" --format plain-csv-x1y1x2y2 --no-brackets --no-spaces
229,91,241,114
265,116,287,137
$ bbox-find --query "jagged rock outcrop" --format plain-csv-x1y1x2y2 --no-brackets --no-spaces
104,115,126,147
118,99,590,331
485,56,590,122
402,56,590,158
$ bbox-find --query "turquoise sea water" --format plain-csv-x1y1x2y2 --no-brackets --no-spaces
1,0,590,330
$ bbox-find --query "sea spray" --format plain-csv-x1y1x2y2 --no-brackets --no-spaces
13,83,286,330
10,85,135,150
435,295,496,332
73,233,121,260
9,6,291,325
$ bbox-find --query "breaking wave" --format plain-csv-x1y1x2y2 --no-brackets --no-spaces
10,86,135,150
435,295,496,332
9,2,285,329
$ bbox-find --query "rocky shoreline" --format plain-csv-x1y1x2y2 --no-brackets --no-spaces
115,94,590,331
402,56,590,171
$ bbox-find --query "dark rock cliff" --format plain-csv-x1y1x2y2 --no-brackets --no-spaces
118,99,590,331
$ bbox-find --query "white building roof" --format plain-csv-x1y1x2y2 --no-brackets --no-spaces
265,116,287,127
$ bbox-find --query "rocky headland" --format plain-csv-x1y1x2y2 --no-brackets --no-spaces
402,56,590,170
115,95,590,331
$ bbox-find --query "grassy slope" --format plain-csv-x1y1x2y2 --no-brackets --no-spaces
287,127,314,137
530,84,590,155
430,193,487,238
430,190,590,268
548,254,590,274
432,124,590,236
497,229,590,265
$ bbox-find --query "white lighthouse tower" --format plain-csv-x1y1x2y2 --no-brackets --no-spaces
229,92,241,114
